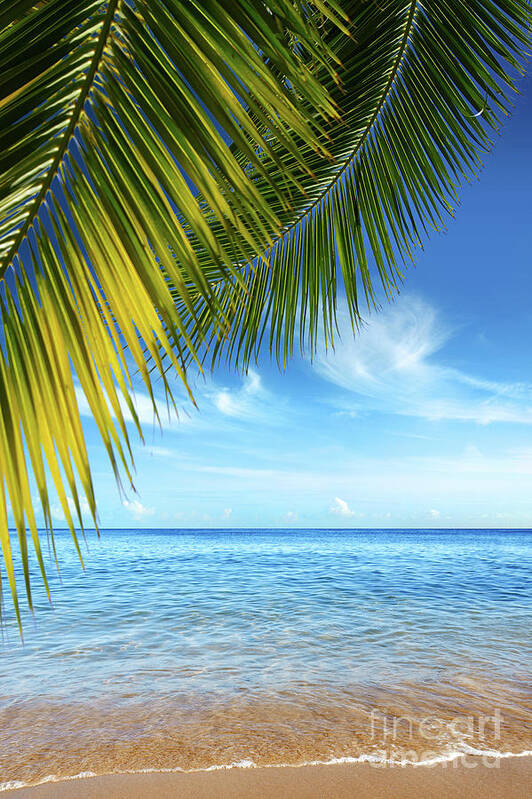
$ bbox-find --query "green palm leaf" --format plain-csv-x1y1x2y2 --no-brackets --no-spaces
0,0,344,629
0,0,529,630
169,0,531,369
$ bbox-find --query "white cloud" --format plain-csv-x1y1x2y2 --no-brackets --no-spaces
214,391,237,416
122,498,155,518
285,510,298,521
223,508,232,518
212,369,266,420
315,296,532,425
330,497,355,517
51,496,91,522
429,509,440,518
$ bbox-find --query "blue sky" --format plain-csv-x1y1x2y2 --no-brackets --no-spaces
54,75,532,529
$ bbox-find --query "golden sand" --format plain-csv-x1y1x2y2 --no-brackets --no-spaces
4,756,532,798
2,676,530,787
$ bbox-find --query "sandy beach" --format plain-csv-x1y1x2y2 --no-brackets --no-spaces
5,757,532,799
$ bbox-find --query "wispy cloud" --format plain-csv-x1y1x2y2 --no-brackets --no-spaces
210,369,271,421
315,296,532,425
75,367,281,435
184,445,532,509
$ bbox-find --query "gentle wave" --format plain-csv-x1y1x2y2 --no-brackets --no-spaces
2,750,532,793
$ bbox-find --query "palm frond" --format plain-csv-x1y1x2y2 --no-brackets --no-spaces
171,0,531,369
0,0,344,628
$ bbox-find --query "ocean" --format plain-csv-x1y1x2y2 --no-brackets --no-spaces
0,528,530,789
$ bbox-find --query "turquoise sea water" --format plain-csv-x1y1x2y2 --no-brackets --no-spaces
0,528,531,787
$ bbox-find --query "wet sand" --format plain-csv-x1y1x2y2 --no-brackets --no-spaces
5,756,532,798
2,678,530,787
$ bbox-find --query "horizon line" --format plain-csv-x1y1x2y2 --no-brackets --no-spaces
25,526,532,532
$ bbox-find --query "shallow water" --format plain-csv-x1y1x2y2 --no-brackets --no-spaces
0,529,530,787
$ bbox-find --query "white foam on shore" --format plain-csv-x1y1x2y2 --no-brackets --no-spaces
1,749,531,792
